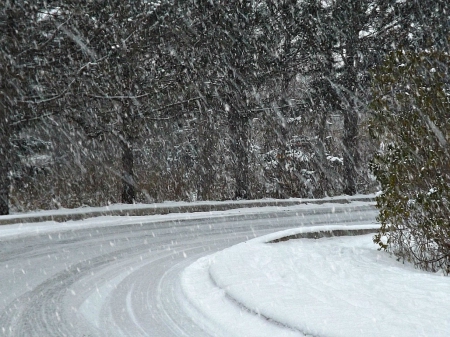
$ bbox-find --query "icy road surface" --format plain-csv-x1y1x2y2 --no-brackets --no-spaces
0,202,377,336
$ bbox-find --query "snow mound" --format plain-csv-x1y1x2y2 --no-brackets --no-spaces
184,225,450,337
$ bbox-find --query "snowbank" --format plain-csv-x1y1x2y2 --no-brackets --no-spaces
1,194,375,225
183,225,450,337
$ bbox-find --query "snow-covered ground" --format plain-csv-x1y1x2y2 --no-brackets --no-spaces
182,225,450,337
7,198,443,336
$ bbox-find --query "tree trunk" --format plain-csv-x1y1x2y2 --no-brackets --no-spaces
342,64,359,195
0,164,10,216
275,92,291,198
314,108,330,197
228,110,250,200
276,121,290,198
0,118,11,215
342,109,358,195
121,139,135,204
197,110,215,200
341,35,359,196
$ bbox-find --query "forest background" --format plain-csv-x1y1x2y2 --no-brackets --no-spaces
1,0,448,215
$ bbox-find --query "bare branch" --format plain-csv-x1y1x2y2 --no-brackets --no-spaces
18,79,76,105
86,93,151,100
10,112,59,126
151,96,202,113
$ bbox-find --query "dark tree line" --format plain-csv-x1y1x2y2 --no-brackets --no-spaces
1,0,448,216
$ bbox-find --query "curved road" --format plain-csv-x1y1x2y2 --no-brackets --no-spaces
0,203,377,336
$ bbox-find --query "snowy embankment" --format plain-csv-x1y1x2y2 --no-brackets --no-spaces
0,198,373,240
181,225,450,337
0,194,374,225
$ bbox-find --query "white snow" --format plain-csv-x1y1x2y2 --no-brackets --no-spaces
7,197,437,336
79,268,132,329
181,255,302,337
0,203,363,239
182,225,450,337
5,194,374,218
327,155,344,164
37,7,62,22
0,196,375,238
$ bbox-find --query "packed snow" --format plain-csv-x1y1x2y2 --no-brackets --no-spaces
4,199,443,336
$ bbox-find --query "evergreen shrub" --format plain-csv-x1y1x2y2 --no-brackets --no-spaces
370,48,450,274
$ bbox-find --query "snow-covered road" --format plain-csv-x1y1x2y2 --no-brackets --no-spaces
0,202,377,336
